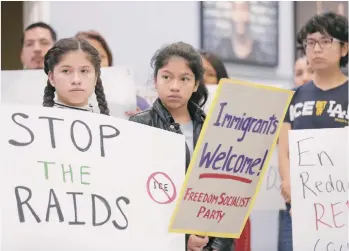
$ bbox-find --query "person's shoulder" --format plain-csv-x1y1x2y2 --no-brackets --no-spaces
337,80,348,90
291,81,315,97
128,107,154,126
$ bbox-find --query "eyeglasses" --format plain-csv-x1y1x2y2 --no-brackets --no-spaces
303,37,342,51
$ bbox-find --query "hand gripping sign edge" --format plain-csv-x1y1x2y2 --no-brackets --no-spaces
146,171,177,204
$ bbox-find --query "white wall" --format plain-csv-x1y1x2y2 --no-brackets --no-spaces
23,1,50,29
49,1,294,89
49,1,199,88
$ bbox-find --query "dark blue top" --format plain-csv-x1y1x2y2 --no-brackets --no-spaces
284,80,348,129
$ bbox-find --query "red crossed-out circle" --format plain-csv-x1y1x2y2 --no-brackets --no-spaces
146,171,177,204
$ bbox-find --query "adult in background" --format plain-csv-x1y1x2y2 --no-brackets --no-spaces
76,30,113,68
293,56,314,88
278,12,348,251
76,30,150,113
20,22,57,69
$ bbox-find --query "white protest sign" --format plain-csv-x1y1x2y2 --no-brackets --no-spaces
289,128,348,251
169,78,294,238
1,66,137,119
0,105,185,251
203,85,218,114
253,147,285,210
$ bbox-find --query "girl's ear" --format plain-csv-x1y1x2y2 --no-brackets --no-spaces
48,72,55,87
340,42,348,58
154,77,158,90
193,80,199,92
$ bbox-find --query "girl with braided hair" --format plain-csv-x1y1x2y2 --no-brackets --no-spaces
43,37,110,115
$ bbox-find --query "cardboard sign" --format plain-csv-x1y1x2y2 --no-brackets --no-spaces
0,105,185,251
1,66,137,119
169,78,294,238
289,128,348,251
205,85,286,211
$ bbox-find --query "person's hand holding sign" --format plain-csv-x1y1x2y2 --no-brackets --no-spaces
281,179,291,202
187,235,209,251
125,107,142,117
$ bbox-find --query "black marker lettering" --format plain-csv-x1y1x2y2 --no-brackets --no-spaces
313,238,320,251
9,113,34,146
112,196,130,230
67,192,85,225
46,189,64,222
92,194,111,226
318,151,334,166
297,137,315,166
300,172,317,199
70,120,92,152
99,125,120,157
15,186,41,223
38,116,64,148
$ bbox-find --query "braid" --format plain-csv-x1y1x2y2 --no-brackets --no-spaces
94,77,110,115
43,80,55,107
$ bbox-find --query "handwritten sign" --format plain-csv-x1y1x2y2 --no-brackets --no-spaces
253,147,286,210
289,128,348,251
169,78,294,238
206,85,286,211
0,105,185,250
1,66,137,119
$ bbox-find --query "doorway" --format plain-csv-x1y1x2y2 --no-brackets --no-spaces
1,1,24,70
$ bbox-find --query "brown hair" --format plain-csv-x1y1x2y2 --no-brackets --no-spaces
75,30,113,66
151,42,208,107
43,37,110,115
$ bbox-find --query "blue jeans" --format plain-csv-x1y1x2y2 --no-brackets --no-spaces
278,203,293,251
